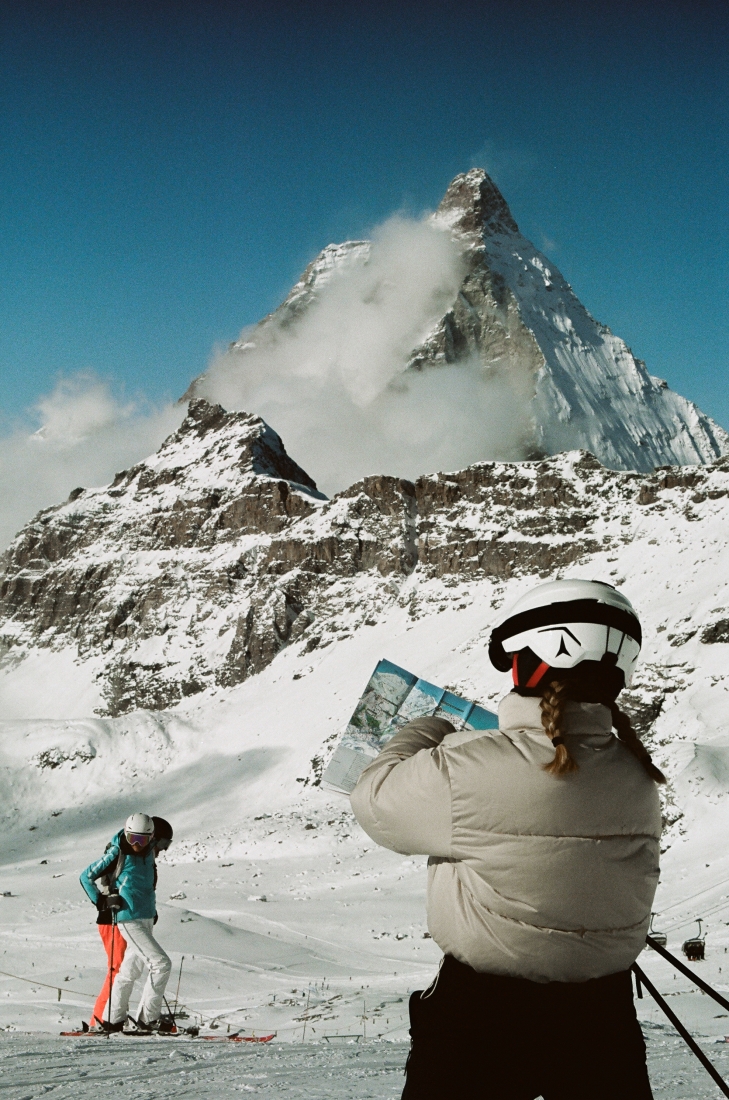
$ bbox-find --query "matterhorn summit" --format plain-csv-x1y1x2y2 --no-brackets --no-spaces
427,168,728,470
196,168,727,475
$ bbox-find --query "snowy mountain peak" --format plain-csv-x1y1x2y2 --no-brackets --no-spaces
434,167,519,237
0,399,327,715
187,169,728,477
147,398,322,494
420,172,729,472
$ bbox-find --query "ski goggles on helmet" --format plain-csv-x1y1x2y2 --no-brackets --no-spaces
126,831,152,847
489,582,642,690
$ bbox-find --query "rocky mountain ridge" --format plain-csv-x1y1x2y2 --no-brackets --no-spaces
2,398,728,755
429,170,728,470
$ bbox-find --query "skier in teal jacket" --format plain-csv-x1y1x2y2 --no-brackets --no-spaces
80,829,156,921
80,813,172,1032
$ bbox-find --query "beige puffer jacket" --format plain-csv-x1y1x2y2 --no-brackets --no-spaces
350,692,661,983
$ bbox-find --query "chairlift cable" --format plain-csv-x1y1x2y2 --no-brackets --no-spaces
657,874,729,919
660,896,729,934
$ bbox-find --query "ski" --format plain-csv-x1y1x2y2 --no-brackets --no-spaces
61,1020,182,1038
60,1029,181,1038
60,1025,274,1042
61,1025,105,1036
201,1032,276,1043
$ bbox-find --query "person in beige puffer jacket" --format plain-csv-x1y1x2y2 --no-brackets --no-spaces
350,580,664,1100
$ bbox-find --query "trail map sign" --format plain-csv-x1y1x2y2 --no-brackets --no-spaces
322,658,498,795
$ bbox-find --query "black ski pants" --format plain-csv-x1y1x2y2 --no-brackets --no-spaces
402,955,653,1100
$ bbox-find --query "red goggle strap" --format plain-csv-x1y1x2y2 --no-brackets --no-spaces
512,652,551,690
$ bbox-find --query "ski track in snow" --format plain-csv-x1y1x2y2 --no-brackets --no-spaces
0,1035,408,1098
0,1034,727,1098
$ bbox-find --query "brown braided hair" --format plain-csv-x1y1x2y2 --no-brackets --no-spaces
539,679,666,783
540,681,578,776
609,702,666,784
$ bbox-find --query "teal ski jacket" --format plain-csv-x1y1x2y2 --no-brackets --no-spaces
80,831,156,922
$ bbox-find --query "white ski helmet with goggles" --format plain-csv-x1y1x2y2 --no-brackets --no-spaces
489,579,641,697
124,812,154,844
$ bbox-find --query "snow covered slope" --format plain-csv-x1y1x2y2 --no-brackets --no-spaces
2,173,729,1055
2,475,729,1047
192,169,727,474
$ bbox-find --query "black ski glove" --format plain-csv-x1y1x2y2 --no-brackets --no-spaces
96,893,123,912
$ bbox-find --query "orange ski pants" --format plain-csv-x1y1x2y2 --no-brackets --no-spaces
92,923,127,1026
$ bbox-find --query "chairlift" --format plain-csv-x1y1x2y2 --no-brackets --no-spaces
682,919,706,962
648,912,667,948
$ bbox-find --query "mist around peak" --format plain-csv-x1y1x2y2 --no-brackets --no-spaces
201,213,536,497
0,375,183,551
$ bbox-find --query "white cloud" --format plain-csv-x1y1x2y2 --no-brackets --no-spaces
0,375,183,551
0,210,537,550
202,214,533,496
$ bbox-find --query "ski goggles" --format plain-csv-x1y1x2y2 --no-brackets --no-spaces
125,831,152,847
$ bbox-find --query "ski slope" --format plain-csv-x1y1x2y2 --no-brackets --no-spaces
0,1031,727,1099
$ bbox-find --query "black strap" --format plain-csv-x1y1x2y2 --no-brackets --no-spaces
492,600,642,647
551,736,565,747
108,850,125,890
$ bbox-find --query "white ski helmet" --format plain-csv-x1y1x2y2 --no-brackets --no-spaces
124,812,154,840
489,579,641,697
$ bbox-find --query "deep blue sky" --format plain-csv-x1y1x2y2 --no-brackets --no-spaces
1,0,728,429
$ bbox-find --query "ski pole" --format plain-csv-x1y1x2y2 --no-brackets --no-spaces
632,963,729,1099
646,935,729,1012
173,955,184,1016
163,995,177,1027
106,911,116,1037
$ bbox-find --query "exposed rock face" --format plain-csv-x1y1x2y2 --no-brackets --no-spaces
433,167,519,236
2,398,729,724
190,168,728,473
0,400,324,715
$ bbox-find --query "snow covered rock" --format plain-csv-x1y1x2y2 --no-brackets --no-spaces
2,389,729,737
426,169,729,471
0,399,325,715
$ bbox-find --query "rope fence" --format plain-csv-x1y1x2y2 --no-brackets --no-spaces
0,968,96,1002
